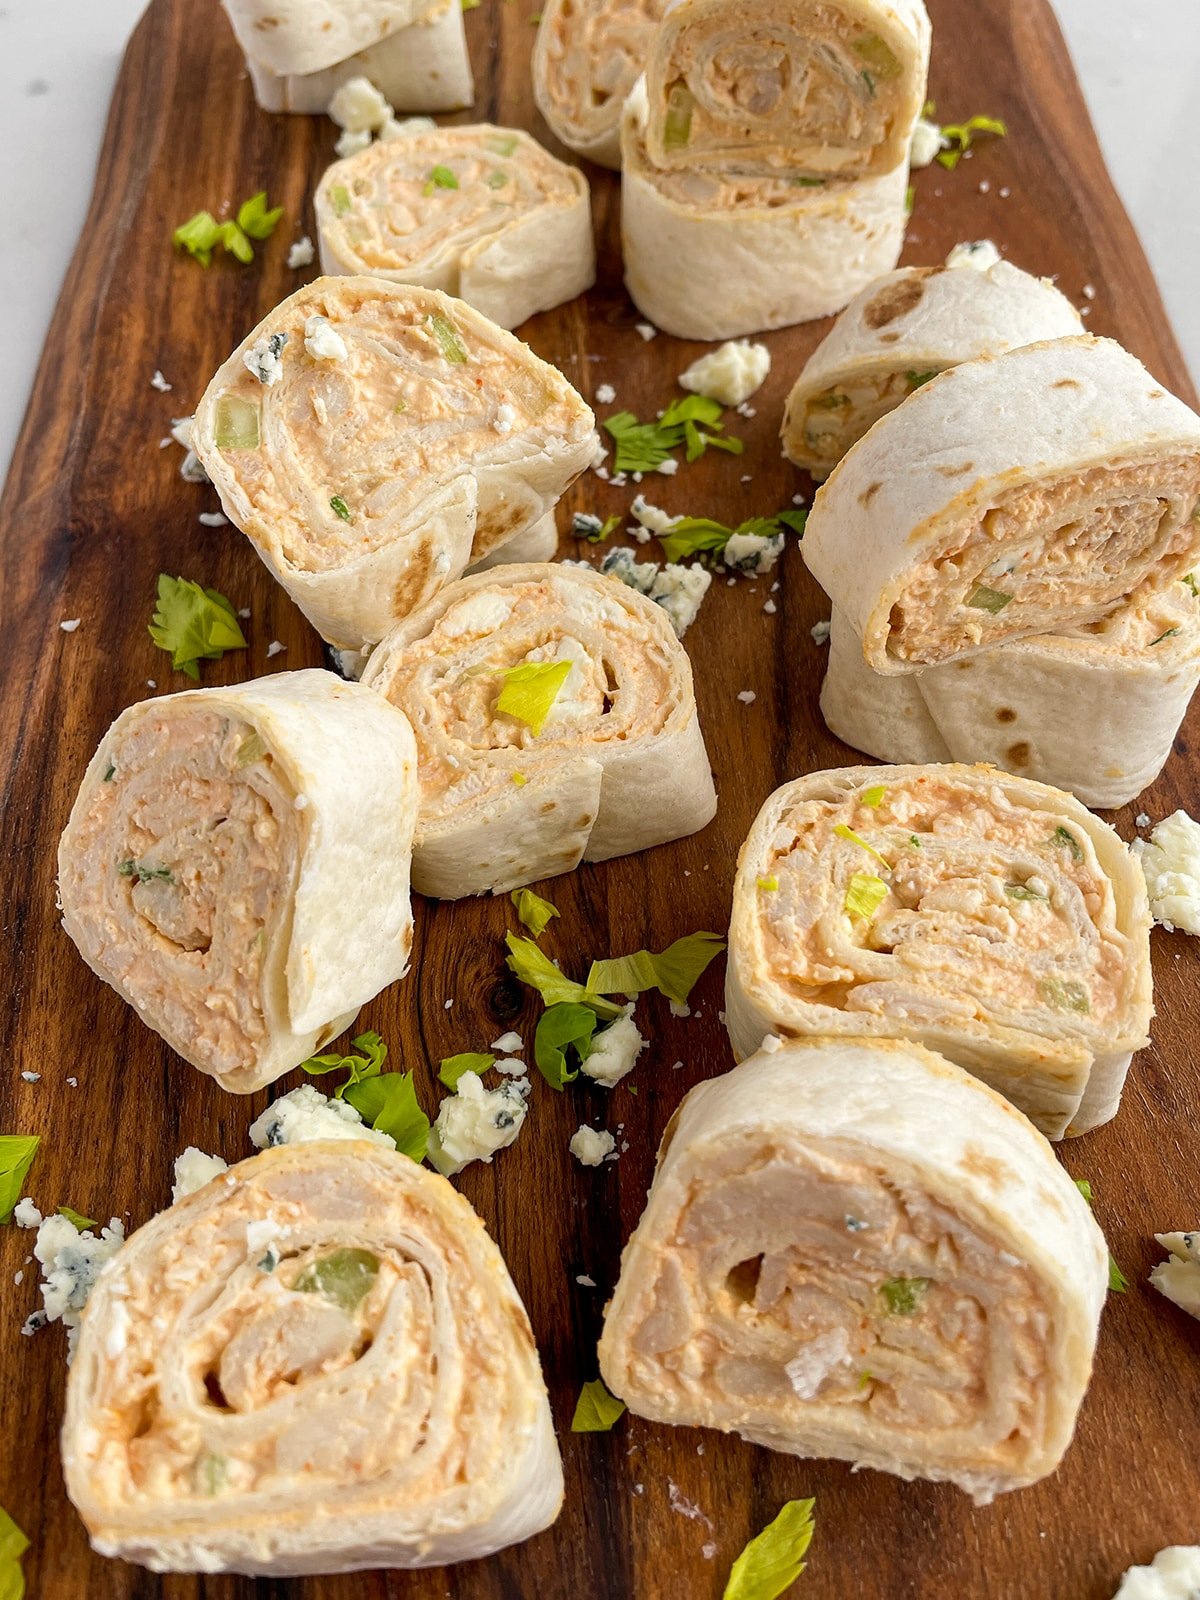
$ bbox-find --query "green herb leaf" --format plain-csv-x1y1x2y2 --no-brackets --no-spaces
571,1378,626,1432
1072,1179,1128,1294
344,1070,430,1162
511,887,560,938
880,1276,930,1315
1150,627,1180,646
425,165,459,194
438,1052,494,1090
861,68,876,97
778,509,809,537
966,583,1012,614
936,113,1007,170
496,660,572,736
236,191,284,240
330,494,353,523
832,823,890,866
299,1031,388,1097
723,1498,816,1600
505,934,622,1018
586,932,725,1006
428,311,469,363
1047,826,1084,861
293,1247,379,1311
1005,882,1046,902
1183,573,1198,596
534,1002,597,1090
148,575,248,681
603,394,744,474
845,872,888,922
0,1505,29,1573
58,1207,98,1231
0,1137,39,1225
658,513,785,565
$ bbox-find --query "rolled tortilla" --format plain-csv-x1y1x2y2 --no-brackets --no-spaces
57,671,418,1094
192,277,595,652
243,1,473,115
598,1038,1107,1503
315,126,595,330
781,255,1084,479
63,1141,562,1575
621,80,908,340
725,763,1153,1138
532,0,668,170
821,581,1200,810
641,0,930,178
802,336,1200,673
360,562,717,898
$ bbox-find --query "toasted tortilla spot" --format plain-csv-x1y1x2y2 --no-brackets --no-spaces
996,708,1017,724
935,462,975,477
1006,741,1032,767
877,331,902,345
1052,379,1081,390
959,1146,1011,1186
475,502,531,556
860,482,883,508
863,277,927,330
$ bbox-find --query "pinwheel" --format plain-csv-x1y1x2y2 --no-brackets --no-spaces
781,253,1083,478
192,278,595,651
220,0,473,114
63,1141,562,1575
820,581,1200,810
802,337,1200,672
620,80,909,340
57,671,418,1093
599,1038,1107,1503
360,562,717,897
532,0,668,169
315,126,595,329
724,763,1153,1138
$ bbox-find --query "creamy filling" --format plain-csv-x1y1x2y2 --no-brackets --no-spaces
654,6,912,173
626,1136,1050,1462
756,772,1131,1042
61,711,297,1079
891,457,1200,665
76,1160,527,1518
210,288,584,572
321,129,580,273
376,577,680,815
795,368,936,468
538,0,667,142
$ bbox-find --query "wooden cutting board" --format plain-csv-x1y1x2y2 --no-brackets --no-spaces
1,0,1197,1595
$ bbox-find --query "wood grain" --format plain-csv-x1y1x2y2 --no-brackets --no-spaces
1,0,1198,1595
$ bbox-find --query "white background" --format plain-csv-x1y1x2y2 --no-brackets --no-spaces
0,0,1197,479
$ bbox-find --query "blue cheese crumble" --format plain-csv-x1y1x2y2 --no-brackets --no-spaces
171,1147,230,1202
1132,810,1200,935
569,1125,615,1166
248,1084,396,1150
242,331,288,386
581,1007,645,1087
594,548,711,637
678,340,770,408
427,1073,530,1176
1149,1231,1200,1320
1114,1547,1200,1599
23,1213,126,1356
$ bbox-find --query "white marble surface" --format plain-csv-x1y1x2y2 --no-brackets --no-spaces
0,0,1197,480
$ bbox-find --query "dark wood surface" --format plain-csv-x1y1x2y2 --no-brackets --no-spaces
1,0,1198,1595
